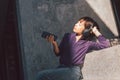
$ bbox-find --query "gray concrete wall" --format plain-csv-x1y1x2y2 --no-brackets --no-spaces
16,0,119,80
82,45,120,80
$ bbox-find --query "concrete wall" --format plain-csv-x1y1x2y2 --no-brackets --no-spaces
82,45,120,80
16,0,119,80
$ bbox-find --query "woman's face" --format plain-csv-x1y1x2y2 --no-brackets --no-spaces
73,19,86,35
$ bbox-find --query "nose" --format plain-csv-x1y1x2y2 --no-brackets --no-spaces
75,23,79,26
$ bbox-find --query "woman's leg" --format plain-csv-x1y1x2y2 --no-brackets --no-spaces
36,66,82,80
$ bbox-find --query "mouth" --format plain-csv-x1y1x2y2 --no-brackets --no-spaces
73,27,75,30
73,27,76,32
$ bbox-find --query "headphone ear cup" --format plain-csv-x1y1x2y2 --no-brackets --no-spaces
82,29,91,37
82,26,92,37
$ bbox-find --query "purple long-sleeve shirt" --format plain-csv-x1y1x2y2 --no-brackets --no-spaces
58,33,110,66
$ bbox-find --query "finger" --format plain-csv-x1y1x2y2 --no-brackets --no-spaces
48,35,52,42
49,35,52,38
48,35,52,40
50,35,54,39
52,35,55,41
51,35,54,39
46,36,49,41
92,27,97,31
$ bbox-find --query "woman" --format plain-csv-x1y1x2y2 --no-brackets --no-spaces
36,16,110,80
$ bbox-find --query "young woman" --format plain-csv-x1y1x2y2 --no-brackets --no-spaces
36,16,110,80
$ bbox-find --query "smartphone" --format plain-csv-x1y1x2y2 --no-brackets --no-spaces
41,31,57,41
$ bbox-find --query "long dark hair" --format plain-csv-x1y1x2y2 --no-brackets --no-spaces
79,16,100,40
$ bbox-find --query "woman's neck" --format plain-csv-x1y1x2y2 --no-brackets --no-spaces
75,34,83,42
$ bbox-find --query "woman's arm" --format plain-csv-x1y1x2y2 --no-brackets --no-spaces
92,27,101,37
89,27,110,50
46,35,60,56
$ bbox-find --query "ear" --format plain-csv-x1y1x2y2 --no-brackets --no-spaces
89,25,94,33
90,23,94,28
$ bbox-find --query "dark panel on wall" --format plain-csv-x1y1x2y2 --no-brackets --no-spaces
111,0,120,37
0,0,24,80
0,0,9,80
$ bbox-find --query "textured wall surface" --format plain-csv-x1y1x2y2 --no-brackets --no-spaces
16,0,118,80
82,45,120,80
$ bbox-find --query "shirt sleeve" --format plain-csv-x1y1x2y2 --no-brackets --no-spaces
89,35,110,50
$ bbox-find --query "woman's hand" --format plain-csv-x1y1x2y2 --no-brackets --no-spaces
92,26,102,37
46,35,60,55
46,35,56,44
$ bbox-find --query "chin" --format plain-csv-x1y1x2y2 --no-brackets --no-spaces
73,29,76,32
73,30,78,33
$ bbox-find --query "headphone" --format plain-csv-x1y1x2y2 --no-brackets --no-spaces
82,24,93,37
